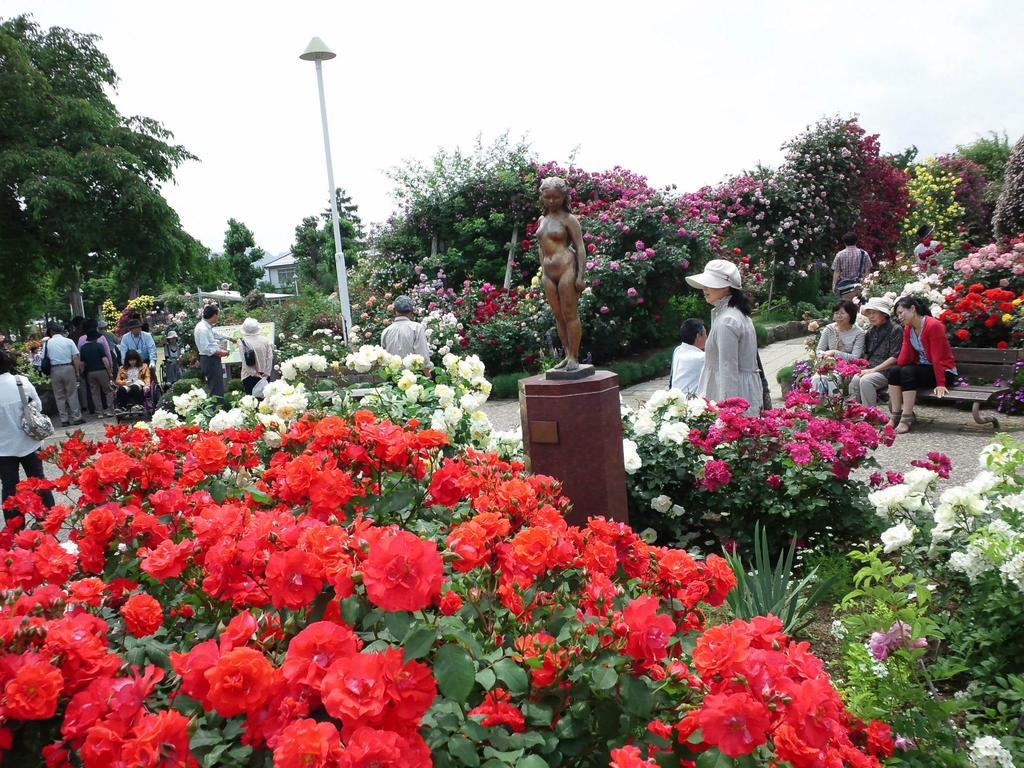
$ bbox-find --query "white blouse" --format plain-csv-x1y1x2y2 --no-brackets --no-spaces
0,373,45,458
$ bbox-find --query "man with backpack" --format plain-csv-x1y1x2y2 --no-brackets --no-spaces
831,232,873,299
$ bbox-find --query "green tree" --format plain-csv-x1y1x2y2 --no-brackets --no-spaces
221,218,265,294
291,188,364,293
0,15,196,328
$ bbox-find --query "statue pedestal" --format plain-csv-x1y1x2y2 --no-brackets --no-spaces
518,370,629,527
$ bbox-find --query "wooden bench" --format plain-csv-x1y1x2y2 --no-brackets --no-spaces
919,348,1021,430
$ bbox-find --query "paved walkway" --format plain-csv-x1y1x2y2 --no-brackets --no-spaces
36,335,1024,489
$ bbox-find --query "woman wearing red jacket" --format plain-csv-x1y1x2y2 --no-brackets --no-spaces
887,295,957,434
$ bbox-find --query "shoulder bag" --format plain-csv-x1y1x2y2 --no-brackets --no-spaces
39,341,51,376
240,338,257,367
16,376,55,441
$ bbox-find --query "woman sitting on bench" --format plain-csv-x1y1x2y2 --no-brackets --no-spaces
887,295,957,435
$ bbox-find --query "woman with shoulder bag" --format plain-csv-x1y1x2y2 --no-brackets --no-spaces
239,318,274,396
0,347,55,519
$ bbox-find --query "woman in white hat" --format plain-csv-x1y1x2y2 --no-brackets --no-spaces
685,260,764,416
849,297,903,408
239,318,273,395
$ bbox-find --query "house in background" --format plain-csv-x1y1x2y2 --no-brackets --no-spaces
262,253,298,289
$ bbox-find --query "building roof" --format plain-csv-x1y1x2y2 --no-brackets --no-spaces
263,253,297,269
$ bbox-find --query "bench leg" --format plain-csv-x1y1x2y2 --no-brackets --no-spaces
972,402,999,430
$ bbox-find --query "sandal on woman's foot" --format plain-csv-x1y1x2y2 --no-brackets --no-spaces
895,414,915,434
889,411,902,429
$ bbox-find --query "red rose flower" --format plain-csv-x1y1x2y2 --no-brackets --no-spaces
204,647,276,717
273,719,344,768
281,621,362,692
955,329,970,341
698,692,770,758
3,655,63,720
692,622,751,678
266,548,325,610
363,531,443,612
190,436,229,474
468,689,526,732
622,596,676,665
866,720,895,758
438,592,463,616
121,594,164,637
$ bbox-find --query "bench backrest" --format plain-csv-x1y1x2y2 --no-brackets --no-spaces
952,347,1022,383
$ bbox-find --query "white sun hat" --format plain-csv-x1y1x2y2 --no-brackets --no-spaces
685,259,742,290
861,297,892,316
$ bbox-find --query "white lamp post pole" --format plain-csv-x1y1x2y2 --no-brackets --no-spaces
300,37,352,340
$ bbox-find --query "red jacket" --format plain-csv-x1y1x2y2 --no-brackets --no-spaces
897,317,957,385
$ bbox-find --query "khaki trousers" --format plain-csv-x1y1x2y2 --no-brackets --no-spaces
50,365,81,423
849,371,888,408
86,370,113,413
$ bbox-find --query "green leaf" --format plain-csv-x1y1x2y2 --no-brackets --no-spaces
383,611,413,642
590,665,618,691
435,644,476,702
449,735,481,767
190,730,223,749
475,667,497,690
494,658,529,696
619,675,654,717
696,750,736,768
516,757,550,768
403,625,439,661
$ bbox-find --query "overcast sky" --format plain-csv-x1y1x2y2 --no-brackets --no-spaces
5,0,1024,255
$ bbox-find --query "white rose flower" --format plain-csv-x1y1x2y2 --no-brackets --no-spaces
650,495,673,514
460,393,484,412
657,421,690,446
647,390,669,410
404,383,424,403
263,429,282,449
434,384,456,408
632,412,656,437
685,397,708,419
881,522,915,553
151,409,181,429
208,408,245,433
903,467,938,493
402,353,425,370
623,439,642,474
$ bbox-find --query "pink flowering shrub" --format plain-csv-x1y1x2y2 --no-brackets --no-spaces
623,390,895,551
951,234,1024,294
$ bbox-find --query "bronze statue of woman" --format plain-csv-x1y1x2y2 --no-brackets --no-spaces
537,177,586,371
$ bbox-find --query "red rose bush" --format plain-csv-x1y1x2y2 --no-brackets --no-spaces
0,412,888,766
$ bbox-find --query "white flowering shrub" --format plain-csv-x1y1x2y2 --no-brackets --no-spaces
860,433,1024,757
336,347,500,454
279,353,328,382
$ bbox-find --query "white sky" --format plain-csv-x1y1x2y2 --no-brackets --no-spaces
5,0,1024,255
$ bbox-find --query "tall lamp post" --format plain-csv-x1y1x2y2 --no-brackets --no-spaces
300,37,352,339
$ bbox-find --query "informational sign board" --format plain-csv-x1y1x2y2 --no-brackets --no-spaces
215,322,276,365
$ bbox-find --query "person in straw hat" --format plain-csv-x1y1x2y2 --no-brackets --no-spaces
685,259,763,416
849,297,904,408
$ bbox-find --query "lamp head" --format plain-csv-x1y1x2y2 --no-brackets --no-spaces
300,37,336,61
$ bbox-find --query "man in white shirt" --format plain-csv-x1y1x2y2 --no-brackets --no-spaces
381,296,433,373
193,305,230,404
668,318,707,395
44,324,84,426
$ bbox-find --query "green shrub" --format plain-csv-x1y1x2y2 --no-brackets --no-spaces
490,372,530,400
170,378,203,396
776,364,795,385
724,524,837,636
753,322,769,348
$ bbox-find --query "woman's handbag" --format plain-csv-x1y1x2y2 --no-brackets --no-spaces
16,376,55,440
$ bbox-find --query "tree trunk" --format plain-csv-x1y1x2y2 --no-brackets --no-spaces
503,223,519,290
69,281,85,318
127,278,141,300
